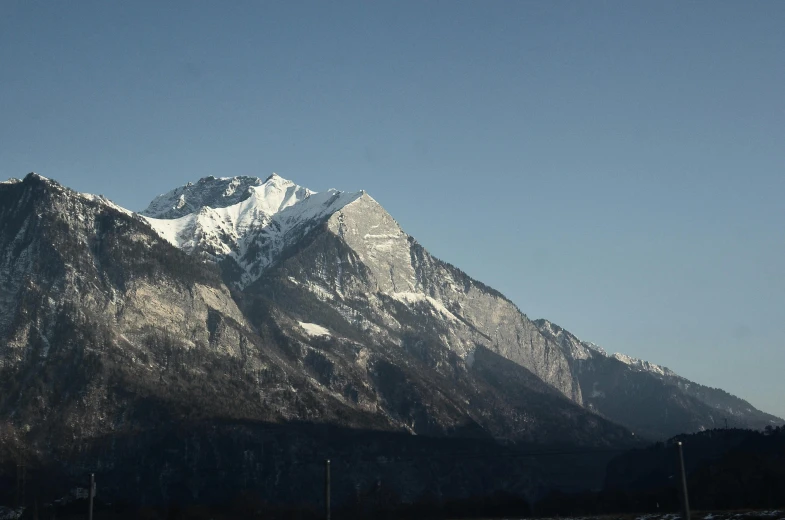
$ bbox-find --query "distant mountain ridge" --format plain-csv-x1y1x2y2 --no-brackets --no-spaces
0,171,780,509
533,318,781,438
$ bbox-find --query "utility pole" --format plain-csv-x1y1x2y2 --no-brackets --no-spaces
88,473,95,520
724,418,728,429
16,460,26,509
677,442,690,520
325,459,331,520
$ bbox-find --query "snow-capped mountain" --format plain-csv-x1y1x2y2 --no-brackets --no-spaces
141,175,267,218
135,173,780,437
136,174,585,402
0,172,781,510
141,174,364,288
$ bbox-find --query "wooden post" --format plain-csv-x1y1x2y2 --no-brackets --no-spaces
88,473,95,520
325,459,331,520
677,442,690,520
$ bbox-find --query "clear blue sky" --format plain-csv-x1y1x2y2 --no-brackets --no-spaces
2,1,784,418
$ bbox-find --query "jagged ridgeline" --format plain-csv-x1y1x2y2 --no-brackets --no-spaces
0,173,780,512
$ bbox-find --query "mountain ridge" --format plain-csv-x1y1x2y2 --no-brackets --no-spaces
5,172,780,433
533,317,781,438
0,172,635,441
0,170,781,510
135,172,780,433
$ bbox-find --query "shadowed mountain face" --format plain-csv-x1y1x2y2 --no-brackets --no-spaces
533,319,781,439
0,173,780,509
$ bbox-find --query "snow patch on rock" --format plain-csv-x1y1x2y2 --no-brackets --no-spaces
391,292,460,322
298,322,331,337
612,352,673,376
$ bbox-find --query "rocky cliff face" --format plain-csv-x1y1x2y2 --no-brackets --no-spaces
302,192,582,402
534,319,781,439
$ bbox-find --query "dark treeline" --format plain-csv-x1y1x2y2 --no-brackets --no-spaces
3,426,784,519
537,426,785,517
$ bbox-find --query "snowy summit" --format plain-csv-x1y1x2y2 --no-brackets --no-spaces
141,174,364,288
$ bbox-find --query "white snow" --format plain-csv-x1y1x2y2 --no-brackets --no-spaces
391,292,459,322
612,352,672,376
298,322,331,337
142,175,264,218
585,341,607,356
223,178,241,197
79,193,134,217
142,174,363,288
613,352,636,365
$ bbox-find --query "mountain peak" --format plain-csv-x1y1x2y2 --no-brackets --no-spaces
21,172,54,186
140,174,315,219
141,175,265,219
263,172,291,184
141,174,364,287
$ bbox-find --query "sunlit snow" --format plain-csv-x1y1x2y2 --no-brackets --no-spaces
612,352,671,376
391,292,460,322
298,322,331,337
141,174,364,288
